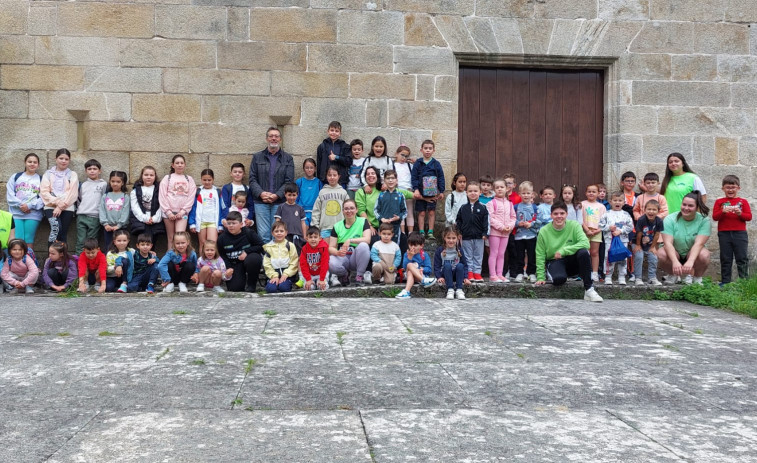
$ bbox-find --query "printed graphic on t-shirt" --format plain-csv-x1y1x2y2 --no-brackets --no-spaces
422,176,438,197
325,200,341,216
105,196,125,211
306,251,321,271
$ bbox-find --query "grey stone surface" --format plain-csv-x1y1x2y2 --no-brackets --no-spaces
2,296,757,461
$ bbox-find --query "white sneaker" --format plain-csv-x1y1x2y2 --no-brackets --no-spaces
94,284,101,292
213,286,226,294
591,272,599,282
635,279,645,286
501,276,510,283
628,274,635,282
529,274,537,283
446,288,455,300
395,289,411,299
650,278,662,286
196,283,205,293
421,277,437,288
683,275,693,285
618,276,626,286
178,282,188,293
604,279,613,286
514,274,524,282
692,276,703,285
330,274,341,287
584,287,603,302
455,289,466,300
163,283,175,293
25,286,35,294
363,271,372,284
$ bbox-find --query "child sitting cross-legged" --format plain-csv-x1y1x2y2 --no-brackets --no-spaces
263,220,299,294
395,231,436,299
128,233,159,294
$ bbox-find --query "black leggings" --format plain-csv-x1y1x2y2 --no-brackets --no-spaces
44,209,75,247
167,261,195,284
47,267,69,286
226,253,263,292
547,248,593,290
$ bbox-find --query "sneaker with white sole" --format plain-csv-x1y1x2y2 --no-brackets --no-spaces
196,283,205,293
25,286,35,294
591,272,599,282
178,282,188,293
514,274,524,283
117,283,127,293
604,279,613,286
213,286,225,294
455,289,466,300
363,271,372,285
683,275,693,285
628,275,635,282
650,278,662,286
618,276,626,285
395,289,411,299
529,274,537,283
584,287,603,302
692,276,703,285
446,288,455,300
421,277,437,288
163,283,175,293
635,279,645,286
330,274,341,287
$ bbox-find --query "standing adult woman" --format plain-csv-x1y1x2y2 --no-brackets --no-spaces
328,199,372,286
657,191,712,285
660,153,707,214
40,148,79,247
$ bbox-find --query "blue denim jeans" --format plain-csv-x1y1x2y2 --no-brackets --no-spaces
254,202,279,242
127,263,159,292
442,261,465,290
633,248,658,281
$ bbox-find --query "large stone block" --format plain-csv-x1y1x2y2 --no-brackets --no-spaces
546,20,582,55
607,134,642,162
740,137,757,167
0,36,34,64
309,44,393,73
715,137,739,165
632,81,730,107
310,0,378,9
658,107,755,136
384,0,474,15
365,100,387,127
208,154,252,184
1,65,84,91
0,1,27,34
631,22,748,55
29,91,131,122
393,46,455,75
84,67,162,93
35,37,119,66
218,42,306,71
415,75,434,101
435,75,456,102
86,122,189,152
534,0,597,19
189,123,266,153
476,0,533,17
592,21,643,56
27,5,57,36
464,17,500,53
598,0,649,20
349,73,414,100
0,149,52,185
691,136,715,165
129,152,211,185
132,94,201,122
398,129,432,153
490,18,524,54
271,72,348,98
163,69,270,95
717,55,757,82
517,19,554,55
641,135,692,163
618,53,671,80
250,8,336,43
387,101,456,130
615,106,658,135
337,10,403,45
0,91,28,118
726,1,757,23
434,15,476,52
300,98,366,127
155,5,226,40
650,0,724,22
0,120,77,150
120,39,216,69
201,95,301,124
404,14,446,47
227,8,250,41
731,84,757,108
72,151,131,182
672,55,717,81
58,3,155,38
752,25,757,55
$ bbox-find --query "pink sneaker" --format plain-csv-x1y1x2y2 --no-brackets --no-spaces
489,276,501,283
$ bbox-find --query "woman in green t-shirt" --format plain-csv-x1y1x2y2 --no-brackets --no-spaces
355,166,381,235
657,191,711,284
328,199,372,286
660,153,707,214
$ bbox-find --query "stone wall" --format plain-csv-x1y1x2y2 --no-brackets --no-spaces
1,0,756,271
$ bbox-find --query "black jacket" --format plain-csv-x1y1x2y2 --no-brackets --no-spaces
456,200,489,240
217,228,264,267
316,138,351,186
249,148,295,204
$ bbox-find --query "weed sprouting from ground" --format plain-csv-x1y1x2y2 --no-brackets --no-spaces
484,331,492,336
336,331,347,345
191,359,206,365
263,310,277,318
172,310,188,315
244,358,257,374
382,288,402,298
98,331,119,336
156,347,170,361
57,332,71,337
663,344,679,352
660,276,757,318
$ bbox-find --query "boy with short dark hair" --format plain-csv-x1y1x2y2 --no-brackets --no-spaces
395,231,436,299
374,170,407,244
300,226,330,291
713,175,752,284
620,171,638,213
456,181,488,282
76,159,106,254
275,182,308,251
127,233,159,294
633,173,669,220
633,200,663,286
77,238,106,293
411,140,445,238
316,121,351,189
346,139,365,200
217,211,264,292
478,175,494,205
371,223,402,285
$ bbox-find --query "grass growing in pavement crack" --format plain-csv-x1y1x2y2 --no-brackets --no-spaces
263,310,277,318
172,310,188,315
191,359,206,365
516,353,526,359
57,332,71,337
382,288,402,298
98,331,119,336
244,358,257,374
663,344,679,351
336,331,347,345
156,347,170,361
484,330,492,336
232,398,243,406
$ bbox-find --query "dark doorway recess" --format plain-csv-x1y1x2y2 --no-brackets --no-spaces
458,67,604,195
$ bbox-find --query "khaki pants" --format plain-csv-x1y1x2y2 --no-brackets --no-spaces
371,261,396,284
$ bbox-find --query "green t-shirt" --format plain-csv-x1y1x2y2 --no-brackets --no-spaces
355,188,380,228
535,220,590,281
664,172,696,214
662,212,711,257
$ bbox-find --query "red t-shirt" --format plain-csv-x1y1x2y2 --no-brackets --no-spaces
78,251,107,282
713,197,752,232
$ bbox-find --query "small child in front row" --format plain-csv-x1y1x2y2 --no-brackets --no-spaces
158,231,198,294
633,200,663,286
599,192,634,285
300,226,330,291
374,170,407,244
196,240,232,294
263,221,299,293
1,239,39,294
395,232,436,299
512,181,541,283
105,229,134,293
371,223,402,285
434,226,470,300
43,241,77,292
78,238,107,293
276,183,308,252
456,181,488,282
129,233,159,294
713,174,752,285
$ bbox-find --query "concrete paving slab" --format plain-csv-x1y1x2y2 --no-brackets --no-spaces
47,410,372,463
396,313,551,335
526,315,695,336
649,335,757,365
262,313,408,334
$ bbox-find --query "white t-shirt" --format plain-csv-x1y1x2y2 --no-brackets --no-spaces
200,188,219,223
395,162,412,190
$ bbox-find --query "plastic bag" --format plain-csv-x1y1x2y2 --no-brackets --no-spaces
607,235,632,263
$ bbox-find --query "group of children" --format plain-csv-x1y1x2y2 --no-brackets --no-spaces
1,121,752,297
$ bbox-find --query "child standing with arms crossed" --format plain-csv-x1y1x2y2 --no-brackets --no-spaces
411,140,445,238
486,178,516,282
456,181,488,282
713,175,752,284
435,226,470,299
599,192,634,285
582,184,606,282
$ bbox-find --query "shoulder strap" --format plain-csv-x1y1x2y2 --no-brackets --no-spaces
14,172,23,183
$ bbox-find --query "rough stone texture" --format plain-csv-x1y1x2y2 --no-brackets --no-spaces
434,15,477,52
250,8,336,43
393,46,456,75
189,123,267,154
58,3,155,38
465,17,501,53
227,8,250,41
301,98,366,127
309,44,393,73
0,1,28,34
518,19,554,55
271,72,348,98
27,4,57,36
618,53,671,80
715,137,739,165
642,135,692,163
0,36,34,64
388,100,457,130
84,67,162,94
132,94,202,122
404,13,446,47
86,122,189,152
337,10,403,45
164,69,270,96
435,75,457,102
0,91,29,118
384,0,474,15
155,5,226,40
415,75,434,101
598,0,649,20
29,91,131,122
717,55,757,82
650,0,724,22
201,95,301,125
672,55,717,81
633,81,731,107
1,65,84,91
490,18,524,53
35,36,119,66
631,22,749,55
349,73,415,100
120,39,216,69
0,120,77,150
657,107,755,136
129,152,210,185
218,42,307,71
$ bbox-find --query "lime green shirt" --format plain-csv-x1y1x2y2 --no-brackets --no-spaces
664,172,696,214
535,221,590,281
355,188,380,228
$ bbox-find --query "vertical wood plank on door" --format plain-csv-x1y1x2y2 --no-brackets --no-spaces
578,72,597,194
495,69,514,176
458,67,481,176
545,72,563,193
528,71,547,190
511,69,530,181
478,69,498,179
561,72,580,192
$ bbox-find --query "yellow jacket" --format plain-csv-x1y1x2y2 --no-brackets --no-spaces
263,240,299,279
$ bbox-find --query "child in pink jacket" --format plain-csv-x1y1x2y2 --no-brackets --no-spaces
486,179,516,282
1,239,39,294
159,154,197,247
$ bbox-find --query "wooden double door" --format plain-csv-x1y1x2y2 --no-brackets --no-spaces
458,67,604,196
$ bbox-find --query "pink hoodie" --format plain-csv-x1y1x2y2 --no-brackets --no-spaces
159,173,196,217
2,256,39,287
486,196,516,238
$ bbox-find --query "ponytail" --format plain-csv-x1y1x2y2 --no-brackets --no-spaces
679,190,709,219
